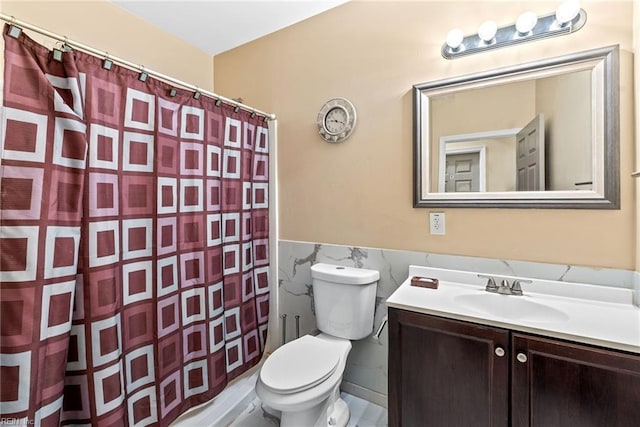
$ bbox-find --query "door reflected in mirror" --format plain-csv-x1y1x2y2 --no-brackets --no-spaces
433,71,591,194
413,45,619,208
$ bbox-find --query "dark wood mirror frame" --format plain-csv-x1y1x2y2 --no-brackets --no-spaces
413,45,619,209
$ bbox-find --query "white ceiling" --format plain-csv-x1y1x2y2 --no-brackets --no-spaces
110,0,350,56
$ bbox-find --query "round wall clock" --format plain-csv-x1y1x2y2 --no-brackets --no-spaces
316,98,357,143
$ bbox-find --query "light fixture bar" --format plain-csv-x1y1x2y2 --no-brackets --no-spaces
442,9,587,59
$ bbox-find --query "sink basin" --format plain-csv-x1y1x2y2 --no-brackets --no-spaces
453,293,570,323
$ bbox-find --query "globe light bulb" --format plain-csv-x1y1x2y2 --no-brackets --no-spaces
516,11,538,34
556,0,580,25
446,28,464,50
478,20,497,42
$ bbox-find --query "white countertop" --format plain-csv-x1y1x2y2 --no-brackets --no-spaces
386,266,640,354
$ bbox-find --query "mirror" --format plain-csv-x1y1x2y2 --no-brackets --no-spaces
413,45,619,208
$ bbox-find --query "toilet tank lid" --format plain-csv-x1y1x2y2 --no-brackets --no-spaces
311,263,380,285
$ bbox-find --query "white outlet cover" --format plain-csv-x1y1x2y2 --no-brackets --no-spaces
429,212,446,235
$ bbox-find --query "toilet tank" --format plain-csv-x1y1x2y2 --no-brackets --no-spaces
310,263,379,340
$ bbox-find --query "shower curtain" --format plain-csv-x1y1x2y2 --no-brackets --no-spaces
0,28,270,426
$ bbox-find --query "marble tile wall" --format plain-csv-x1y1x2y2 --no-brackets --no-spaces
278,239,636,399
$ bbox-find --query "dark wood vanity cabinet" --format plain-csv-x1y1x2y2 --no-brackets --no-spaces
388,308,510,427
511,333,640,427
388,307,640,427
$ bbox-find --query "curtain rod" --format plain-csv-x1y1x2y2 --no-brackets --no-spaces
0,13,276,121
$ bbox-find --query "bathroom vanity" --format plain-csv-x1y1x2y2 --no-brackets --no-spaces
386,266,640,427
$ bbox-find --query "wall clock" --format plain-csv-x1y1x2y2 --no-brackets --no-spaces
316,98,357,143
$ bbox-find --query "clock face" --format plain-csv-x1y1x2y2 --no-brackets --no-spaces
323,107,348,135
316,98,357,143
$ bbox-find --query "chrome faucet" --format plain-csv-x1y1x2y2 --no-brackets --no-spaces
497,279,512,295
479,275,498,292
478,275,531,296
509,279,531,296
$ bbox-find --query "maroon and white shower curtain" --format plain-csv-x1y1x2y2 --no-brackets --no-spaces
1,27,270,426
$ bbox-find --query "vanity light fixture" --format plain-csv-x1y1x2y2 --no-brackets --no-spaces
478,21,497,43
441,0,586,59
555,0,581,25
515,12,538,35
446,28,464,51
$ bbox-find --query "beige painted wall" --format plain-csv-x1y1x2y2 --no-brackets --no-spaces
214,0,636,270
0,0,214,90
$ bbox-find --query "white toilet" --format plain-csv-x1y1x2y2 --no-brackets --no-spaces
255,263,380,427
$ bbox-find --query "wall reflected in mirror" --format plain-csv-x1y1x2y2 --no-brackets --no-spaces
431,70,592,194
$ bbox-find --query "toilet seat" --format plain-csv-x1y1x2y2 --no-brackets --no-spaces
259,335,340,394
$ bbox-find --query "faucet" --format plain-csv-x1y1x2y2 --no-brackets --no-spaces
497,279,512,295
478,275,531,296
509,279,532,295
479,275,498,292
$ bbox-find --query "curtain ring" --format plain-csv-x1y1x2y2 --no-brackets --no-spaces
138,65,148,82
8,16,23,38
103,52,113,70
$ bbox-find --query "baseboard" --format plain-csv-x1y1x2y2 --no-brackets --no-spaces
340,381,388,408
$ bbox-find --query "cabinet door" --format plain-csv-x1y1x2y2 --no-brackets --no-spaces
512,333,640,427
388,308,510,427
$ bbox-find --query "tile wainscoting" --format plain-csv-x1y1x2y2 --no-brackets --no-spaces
278,240,637,405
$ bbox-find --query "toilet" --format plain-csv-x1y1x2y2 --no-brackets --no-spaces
255,263,380,427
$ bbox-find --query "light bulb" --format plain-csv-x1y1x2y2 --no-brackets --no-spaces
478,20,497,42
446,28,464,50
516,11,538,34
556,0,580,25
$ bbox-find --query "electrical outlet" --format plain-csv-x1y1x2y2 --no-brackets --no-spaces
429,212,446,235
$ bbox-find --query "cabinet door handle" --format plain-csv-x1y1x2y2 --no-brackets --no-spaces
494,347,505,357
517,352,528,363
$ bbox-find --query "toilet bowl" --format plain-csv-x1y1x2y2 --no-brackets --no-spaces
255,263,380,427
256,334,351,427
